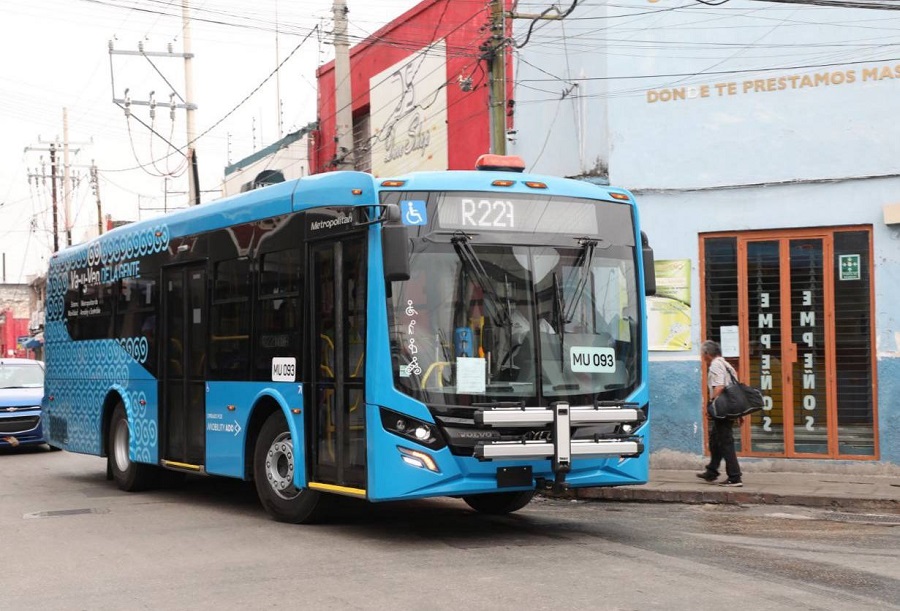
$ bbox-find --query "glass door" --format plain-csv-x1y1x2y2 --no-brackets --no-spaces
308,235,368,490
161,263,207,465
744,237,830,457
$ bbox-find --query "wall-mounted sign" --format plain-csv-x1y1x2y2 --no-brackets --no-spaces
647,259,691,351
369,40,449,177
720,326,739,358
839,254,860,281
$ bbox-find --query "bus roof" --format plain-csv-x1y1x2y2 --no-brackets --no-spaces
50,168,633,264
377,169,634,204
51,171,380,262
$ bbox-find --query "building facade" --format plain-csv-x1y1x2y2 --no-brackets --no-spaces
313,0,508,175
222,125,315,197
0,283,34,358
310,0,899,467
508,0,900,465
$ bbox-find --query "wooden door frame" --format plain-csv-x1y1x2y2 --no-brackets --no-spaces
699,225,878,460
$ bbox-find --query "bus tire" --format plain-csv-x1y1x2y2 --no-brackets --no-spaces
253,411,324,524
462,490,535,515
108,403,158,492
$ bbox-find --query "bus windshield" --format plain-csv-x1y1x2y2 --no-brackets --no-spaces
386,191,640,408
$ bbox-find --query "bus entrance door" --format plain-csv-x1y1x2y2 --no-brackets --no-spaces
308,236,368,495
161,264,208,468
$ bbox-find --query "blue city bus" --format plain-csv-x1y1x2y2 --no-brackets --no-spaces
43,155,656,523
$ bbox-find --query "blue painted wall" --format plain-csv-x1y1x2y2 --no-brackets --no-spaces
878,358,900,465
649,359,704,455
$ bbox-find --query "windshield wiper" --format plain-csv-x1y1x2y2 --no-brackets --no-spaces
550,269,567,358
451,232,511,328
564,238,598,324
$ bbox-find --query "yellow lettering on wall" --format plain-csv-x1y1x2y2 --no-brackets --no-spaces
646,63,898,103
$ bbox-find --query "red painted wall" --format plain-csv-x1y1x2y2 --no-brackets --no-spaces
0,312,29,358
314,0,513,174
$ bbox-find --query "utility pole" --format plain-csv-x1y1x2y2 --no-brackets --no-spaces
62,108,73,247
183,0,200,206
90,162,103,236
50,145,59,252
109,1,199,206
487,0,508,156
275,0,283,139
332,0,354,169
486,1,581,156
24,142,61,252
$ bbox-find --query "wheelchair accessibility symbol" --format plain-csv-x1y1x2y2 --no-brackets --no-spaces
400,200,427,226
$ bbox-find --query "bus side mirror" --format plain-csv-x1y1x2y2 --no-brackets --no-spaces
641,231,656,296
383,206,410,282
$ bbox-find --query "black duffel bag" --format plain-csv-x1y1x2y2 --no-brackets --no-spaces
707,366,765,420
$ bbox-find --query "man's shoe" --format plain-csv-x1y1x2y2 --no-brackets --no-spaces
696,471,718,483
719,479,743,487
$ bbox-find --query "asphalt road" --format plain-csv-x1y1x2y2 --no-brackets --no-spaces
2,447,898,610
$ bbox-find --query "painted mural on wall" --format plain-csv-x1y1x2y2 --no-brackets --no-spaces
647,259,691,351
369,40,449,177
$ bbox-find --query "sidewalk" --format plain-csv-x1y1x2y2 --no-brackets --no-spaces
568,468,900,514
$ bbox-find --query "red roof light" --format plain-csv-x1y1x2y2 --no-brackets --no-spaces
475,154,526,173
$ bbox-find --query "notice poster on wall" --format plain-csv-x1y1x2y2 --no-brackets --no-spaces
647,259,692,351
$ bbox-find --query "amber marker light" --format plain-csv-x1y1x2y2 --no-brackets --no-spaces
524,181,547,189
381,180,406,187
492,179,515,187
610,192,630,201
351,188,363,195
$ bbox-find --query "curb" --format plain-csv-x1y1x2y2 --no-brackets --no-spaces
543,487,900,514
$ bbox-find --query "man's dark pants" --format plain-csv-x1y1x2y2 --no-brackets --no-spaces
705,417,741,480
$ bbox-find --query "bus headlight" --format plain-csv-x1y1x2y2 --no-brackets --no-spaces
380,407,446,450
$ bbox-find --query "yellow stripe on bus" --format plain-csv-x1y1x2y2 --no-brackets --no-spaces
307,482,367,498
161,460,203,472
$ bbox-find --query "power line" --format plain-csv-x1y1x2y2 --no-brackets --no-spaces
517,54,900,82
699,0,900,8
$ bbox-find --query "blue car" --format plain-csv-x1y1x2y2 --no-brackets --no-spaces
0,358,47,449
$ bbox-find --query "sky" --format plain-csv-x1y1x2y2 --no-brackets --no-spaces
0,0,422,285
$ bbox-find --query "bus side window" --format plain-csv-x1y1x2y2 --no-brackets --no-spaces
78,283,116,340
210,258,251,380
117,277,158,370
256,249,302,381
64,288,81,340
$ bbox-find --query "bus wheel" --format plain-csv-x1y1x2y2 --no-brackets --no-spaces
462,490,535,515
108,403,158,492
254,411,324,524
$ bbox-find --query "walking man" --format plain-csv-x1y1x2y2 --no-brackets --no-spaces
697,340,743,487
